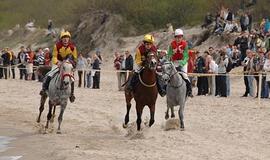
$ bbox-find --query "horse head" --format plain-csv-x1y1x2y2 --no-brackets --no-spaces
59,59,74,89
144,52,157,70
161,61,178,83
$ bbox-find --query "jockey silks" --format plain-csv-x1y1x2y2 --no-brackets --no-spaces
135,44,157,66
167,40,189,67
52,41,78,65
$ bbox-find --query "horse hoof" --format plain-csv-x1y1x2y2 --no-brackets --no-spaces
165,115,169,120
57,130,62,134
171,115,175,118
123,123,128,128
180,127,185,131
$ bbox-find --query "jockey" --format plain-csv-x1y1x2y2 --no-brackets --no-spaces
167,28,192,97
127,34,166,97
39,31,78,102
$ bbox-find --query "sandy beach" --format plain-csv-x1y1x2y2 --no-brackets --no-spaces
1,69,270,160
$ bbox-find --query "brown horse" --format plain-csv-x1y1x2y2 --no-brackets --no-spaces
123,52,158,131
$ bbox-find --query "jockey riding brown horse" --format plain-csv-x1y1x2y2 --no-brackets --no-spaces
123,51,159,131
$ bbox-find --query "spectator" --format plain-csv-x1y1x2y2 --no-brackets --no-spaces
17,46,27,80
92,54,101,89
77,53,87,88
43,48,51,66
9,49,16,79
124,50,134,72
263,51,270,96
48,19,53,31
245,50,255,97
25,46,35,80
206,54,218,96
224,21,234,33
195,51,208,95
114,52,124,91
264,18,270,34
216,50,228,97
1,48,11,79
226,9,234,22
85,57,92,88
96,49,103,64
0,51,3,79
254,48,267,98
240,13,249,32
265,32,270,52
231,45,241,67
234,32,249,61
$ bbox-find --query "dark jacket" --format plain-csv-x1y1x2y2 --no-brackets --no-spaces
195,56,206,73
125,54,133,71
1,52,10,65
92,58,100,70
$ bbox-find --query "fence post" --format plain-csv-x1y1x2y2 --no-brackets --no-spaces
258,74,262,105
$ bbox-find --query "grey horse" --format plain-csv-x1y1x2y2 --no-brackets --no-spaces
37,59,74,134
161,61,187,130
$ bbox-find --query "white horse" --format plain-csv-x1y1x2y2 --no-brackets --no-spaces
161,61,187,130
37,59,74,134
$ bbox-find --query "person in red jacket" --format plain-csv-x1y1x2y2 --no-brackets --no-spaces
167,28,192,97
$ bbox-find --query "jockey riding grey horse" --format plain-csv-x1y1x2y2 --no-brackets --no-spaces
161,61,187,130
40,31,77,102
167,28,193,97
46,59,74,133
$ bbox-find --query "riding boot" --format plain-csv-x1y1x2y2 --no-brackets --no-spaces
70,82,76,103
183,78,193,97
39,76,51,96
127,72,139,92
156,75,166,97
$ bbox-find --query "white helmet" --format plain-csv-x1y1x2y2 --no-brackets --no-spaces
174,29,184,36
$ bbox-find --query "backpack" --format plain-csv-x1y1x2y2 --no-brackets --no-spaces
226,57,233,73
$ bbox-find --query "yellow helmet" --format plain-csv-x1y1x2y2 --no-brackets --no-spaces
60,31,71,39
143,34,154,43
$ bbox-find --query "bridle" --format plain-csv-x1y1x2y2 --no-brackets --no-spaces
59,60,74,89
162,62,178,80
162,62,183,88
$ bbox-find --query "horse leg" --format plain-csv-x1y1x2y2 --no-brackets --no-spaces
37,94,47,123
136,105,143,131
149,105,155,127
57,102,67,134
178,102,185,131
45,100,53,129
171,106,175,118
123,103,131,128
165,106,169,120
50,105,56,123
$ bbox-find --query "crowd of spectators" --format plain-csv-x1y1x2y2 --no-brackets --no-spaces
0,46,103,89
